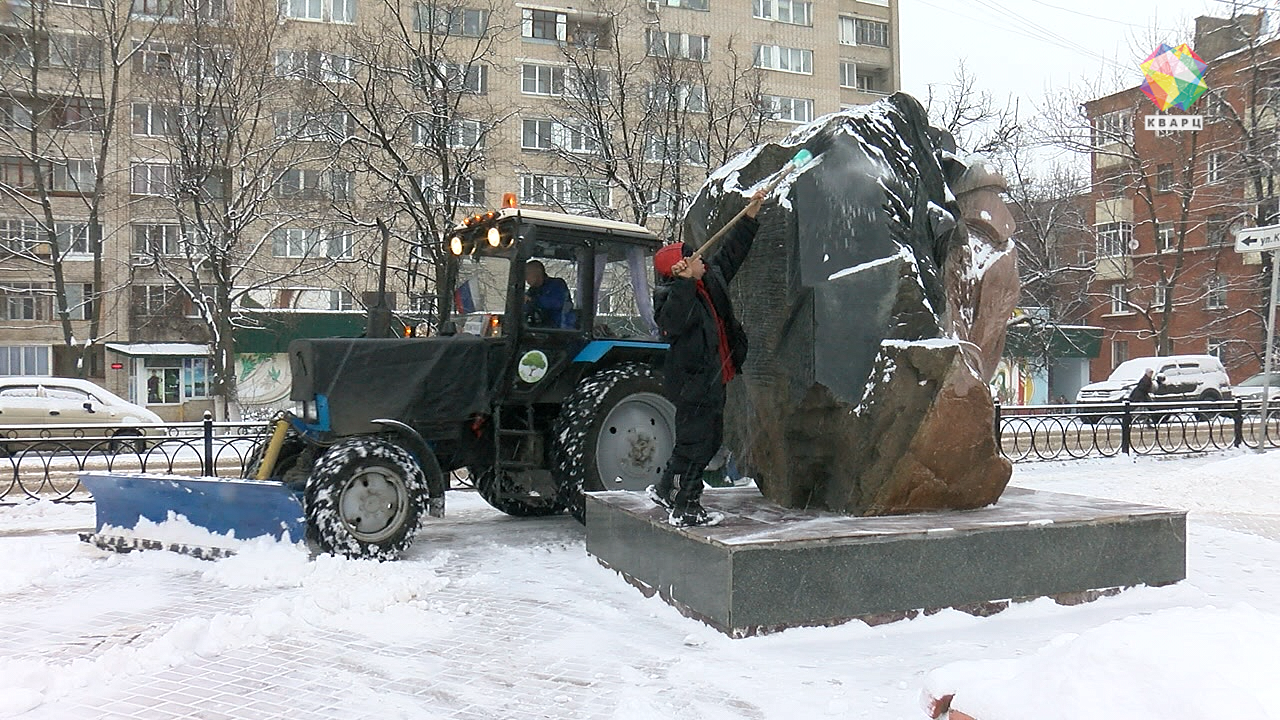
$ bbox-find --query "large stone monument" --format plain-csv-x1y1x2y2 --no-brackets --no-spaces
584,93,1187,636
682,92,1020,516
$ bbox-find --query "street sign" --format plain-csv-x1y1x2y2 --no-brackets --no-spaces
1234,223,1280,253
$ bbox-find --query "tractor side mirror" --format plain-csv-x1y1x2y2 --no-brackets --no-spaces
438,320,458,337
1156,373,1166,383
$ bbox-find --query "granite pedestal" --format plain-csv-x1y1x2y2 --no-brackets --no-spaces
585,488,1186,637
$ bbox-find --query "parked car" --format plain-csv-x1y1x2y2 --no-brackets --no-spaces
1075,355,1232,422
1232,372,1280,403
0,377,163,451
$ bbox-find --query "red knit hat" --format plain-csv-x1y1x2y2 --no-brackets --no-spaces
654,242,692,278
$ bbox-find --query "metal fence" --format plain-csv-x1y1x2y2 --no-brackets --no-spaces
996,399,1280,462
4,401,1278,502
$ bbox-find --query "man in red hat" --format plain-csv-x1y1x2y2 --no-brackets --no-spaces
648,189,765,527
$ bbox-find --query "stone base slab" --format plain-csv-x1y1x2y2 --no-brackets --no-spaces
585,487,1186,637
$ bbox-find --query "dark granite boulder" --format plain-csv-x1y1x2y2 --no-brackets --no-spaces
683,92,1017,515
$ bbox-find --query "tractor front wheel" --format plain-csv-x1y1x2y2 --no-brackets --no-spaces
306,437,427,560
552,363,676,524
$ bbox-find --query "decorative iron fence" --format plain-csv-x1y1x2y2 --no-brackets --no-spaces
996,399,1280,463
1,414,473,503
4,402,1277,502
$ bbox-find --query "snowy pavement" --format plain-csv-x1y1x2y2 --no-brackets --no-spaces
2,450,1280,720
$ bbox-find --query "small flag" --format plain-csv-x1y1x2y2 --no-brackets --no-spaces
454,280,475,314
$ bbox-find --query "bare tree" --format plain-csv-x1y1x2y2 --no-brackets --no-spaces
127,0,352,418
523,2,769,240
326,0,512,327
925,61,1020,157
0,0,143,376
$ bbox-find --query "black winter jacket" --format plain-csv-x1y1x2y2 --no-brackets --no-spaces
654,216,758,403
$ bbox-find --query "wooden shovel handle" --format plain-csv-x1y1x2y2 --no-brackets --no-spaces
690,165,790,260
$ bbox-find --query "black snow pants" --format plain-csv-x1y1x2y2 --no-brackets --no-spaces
661,394,726,511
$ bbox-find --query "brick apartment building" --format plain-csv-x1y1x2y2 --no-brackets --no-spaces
1,0,900,417
1082,13,1278,385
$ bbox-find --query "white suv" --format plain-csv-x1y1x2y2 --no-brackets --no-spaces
1076,355,1233,406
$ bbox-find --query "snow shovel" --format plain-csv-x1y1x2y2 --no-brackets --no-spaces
78,419,306,559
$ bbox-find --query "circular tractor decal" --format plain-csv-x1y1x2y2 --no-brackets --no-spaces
518,350,549,384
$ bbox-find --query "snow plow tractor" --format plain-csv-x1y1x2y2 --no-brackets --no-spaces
81,202,675,560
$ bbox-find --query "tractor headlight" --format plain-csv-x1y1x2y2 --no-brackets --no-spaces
449,235,463,256
487,227,501,247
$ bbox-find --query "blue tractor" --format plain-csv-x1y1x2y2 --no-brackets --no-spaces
237,204,672,559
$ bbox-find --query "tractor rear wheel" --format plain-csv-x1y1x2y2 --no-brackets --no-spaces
552,363,676,524
473,468,565,517
306,437,427,560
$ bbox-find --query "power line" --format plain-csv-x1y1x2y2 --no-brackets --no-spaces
1024,0,1162,29
959,0,1133,71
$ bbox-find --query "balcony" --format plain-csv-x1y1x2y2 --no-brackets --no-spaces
1093,255,1133,282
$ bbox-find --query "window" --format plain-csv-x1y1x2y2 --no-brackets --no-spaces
644,137,707,165
415,4,488,35
1203,88,1230,121
50,159,95,193
416,60,488,94
274,110,355,142
273,168,351,200
1207,152,1224,184
1092,110,1133,147
1153,280,1168,308
753,44,812,74
646,82,706,112
329,289,354,311
856,70,885,93
448,119,483,149
646,30,709,61
131,162,175,196
63,283,94,320
133,224,188,256
1157,223,1175,252
1207,338,1226,361
274,50,354,83
1206,213,1228,246
1095,221,1133,258
2,282,50,321
56,0,105,7
132,103,178,136
279,0,356,22
1206,274,1227,309
840,16,891,47
520,119,599,154
48,34,102,69
1156,163,1173,192
752,0,811,25
1108,283,1128,314
522,63,565,96
760,95,814,123
453,176,485,205
133,40,177,75
0,346,51,375
522,8,566,41
0,156,37,191
132,0,182,16
0,218,40,253
271,227,353,259
1111,339,1129,369
840,62,857,89
519,174,609,208
0,98,34,130
567,68,609,102
138,285,184,316
54,222,99,257
48,97,105,132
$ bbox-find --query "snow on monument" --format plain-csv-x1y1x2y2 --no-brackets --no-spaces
683,92,1020,515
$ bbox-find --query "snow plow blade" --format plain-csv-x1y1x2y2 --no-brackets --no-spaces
78,472,306,559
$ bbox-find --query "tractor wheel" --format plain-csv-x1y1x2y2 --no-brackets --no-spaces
552,363,676,524
473,468,565,517
305,437,427,560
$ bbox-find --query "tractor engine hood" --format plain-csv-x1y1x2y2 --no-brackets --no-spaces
288,337,502,435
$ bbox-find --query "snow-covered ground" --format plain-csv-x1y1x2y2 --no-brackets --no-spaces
2,450,1279,719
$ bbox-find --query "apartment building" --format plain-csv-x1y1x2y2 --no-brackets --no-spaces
1081,13,1278,384
0,0,899,417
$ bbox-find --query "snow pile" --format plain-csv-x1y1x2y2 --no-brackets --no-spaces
0,499,94,534
925,604,1280,720
0,538,110,596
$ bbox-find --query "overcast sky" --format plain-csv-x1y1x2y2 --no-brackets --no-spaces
898,0,1233,124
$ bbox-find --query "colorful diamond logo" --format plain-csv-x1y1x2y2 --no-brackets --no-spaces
1140,43,1209,112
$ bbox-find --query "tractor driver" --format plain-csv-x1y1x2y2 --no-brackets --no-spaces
525,260,572,328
